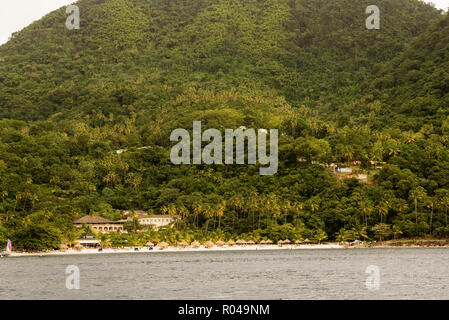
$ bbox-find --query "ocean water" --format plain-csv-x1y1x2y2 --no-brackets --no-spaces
1,248,449,300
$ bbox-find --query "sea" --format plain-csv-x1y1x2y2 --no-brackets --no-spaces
1,248,448,299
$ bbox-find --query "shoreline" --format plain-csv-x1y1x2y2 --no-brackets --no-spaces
9,244,344,257
8,240,449,257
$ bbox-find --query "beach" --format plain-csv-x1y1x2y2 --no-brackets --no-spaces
8,243,344,257
9,239,449,257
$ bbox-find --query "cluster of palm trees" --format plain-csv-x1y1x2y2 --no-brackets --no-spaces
158,192,307,235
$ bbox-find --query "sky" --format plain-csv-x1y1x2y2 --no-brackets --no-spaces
0,0,448,45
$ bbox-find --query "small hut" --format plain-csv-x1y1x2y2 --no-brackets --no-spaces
236,239,247,245
260,240,267,245
204,241,214,248
295,240,302,245
265,239,273,245
191,241,201,248
179,241,189,247
146,241,155,247
247,240,255,245
283,239,291,245
157,242,168,249
216,240,226,247
226,240,236,246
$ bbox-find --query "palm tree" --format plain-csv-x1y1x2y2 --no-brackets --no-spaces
360,200,373,227
392,225,403,240
409,187,427,225
314,229,327,244
309,199,319,215
436,189,449,227
426,197,436,234
282,200,292,224
129,211,139,233
193,204,202,228
99,233,110,249
293,202,303,226
177,205,190,229
270,195,281,224
378,200,391,223
203,205,214,237
216,201,226,229
247,192,259,231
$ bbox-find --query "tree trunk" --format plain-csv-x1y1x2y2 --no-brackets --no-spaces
415,199,418,225
444,207,447,227
430,206,433,234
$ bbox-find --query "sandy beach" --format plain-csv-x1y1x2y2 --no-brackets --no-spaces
8,243,344,257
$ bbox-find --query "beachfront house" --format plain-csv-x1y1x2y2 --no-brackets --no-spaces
124,210,178,230
76,236,100,248
74,215,124,233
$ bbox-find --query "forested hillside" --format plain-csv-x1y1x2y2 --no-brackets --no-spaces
0,0,448,250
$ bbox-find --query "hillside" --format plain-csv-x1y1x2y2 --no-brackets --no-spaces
0,0,448,250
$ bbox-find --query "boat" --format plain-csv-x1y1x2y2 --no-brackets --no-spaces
1,239,12,257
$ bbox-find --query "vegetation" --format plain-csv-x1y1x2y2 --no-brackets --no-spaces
0,0,448,250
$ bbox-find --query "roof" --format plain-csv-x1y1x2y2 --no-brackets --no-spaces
124,211,180,220
147,215,176,219
124,210,148,218
77,239,100,244
74,215,115,224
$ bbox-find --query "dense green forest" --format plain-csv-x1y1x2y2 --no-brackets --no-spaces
0,0,448,250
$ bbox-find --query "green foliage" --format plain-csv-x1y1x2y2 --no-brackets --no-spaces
0,0,448,250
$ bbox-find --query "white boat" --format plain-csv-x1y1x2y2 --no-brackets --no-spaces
1,239,12,257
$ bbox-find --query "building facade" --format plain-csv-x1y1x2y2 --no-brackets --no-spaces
74,215,124,233
124,210,178,229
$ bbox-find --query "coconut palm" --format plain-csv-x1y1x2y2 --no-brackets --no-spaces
314,229,327,244
247,192,259,231
193,204,203,228
409,187,427,225
426,196,436,233
436,189,449,226
177,205,189,229
282,200,292,224
378,200,391,223
203,205,214,236
216,201,226,229
293,202,304,225
360,200,373,227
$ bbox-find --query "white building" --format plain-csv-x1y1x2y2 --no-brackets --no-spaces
124,210,178,230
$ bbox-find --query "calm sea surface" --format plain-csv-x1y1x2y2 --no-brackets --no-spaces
1,248,449,300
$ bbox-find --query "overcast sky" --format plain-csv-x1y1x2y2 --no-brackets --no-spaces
0,0,448,45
